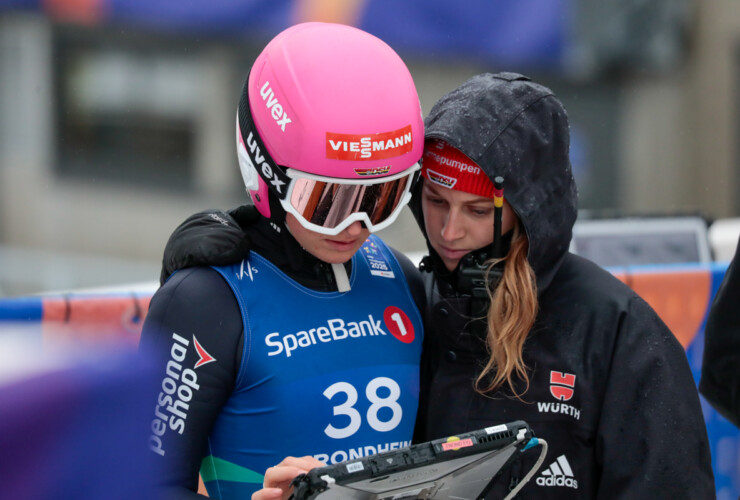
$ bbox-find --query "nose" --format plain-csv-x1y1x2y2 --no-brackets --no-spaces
345,221,365,236
441,209,464,241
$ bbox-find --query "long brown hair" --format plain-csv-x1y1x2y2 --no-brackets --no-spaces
474,224,538,396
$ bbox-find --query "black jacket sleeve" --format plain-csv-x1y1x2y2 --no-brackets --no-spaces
139,267,243,499
700,234,740,427
159,206,258,285
597,295,715,498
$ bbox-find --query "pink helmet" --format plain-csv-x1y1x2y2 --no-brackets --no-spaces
236,22,424,230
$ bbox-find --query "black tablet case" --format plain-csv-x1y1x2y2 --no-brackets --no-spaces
290,420,533,500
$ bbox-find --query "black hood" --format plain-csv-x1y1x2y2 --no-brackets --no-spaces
410,72,578,294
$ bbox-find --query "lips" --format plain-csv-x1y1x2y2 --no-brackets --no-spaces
325,238,361,251
437,245,471,263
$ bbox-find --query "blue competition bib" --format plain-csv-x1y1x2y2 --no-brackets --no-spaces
202,236,423,499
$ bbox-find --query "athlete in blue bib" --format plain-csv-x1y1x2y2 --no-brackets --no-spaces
139,23,426,500
202,237,422,497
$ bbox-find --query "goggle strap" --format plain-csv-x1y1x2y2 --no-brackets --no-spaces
238,78,291,200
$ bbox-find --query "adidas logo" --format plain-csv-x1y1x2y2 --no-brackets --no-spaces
536,455,579,489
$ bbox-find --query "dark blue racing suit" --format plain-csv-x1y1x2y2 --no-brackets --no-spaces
140,219,425,499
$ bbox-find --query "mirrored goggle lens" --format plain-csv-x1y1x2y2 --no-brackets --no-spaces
289,174,412,230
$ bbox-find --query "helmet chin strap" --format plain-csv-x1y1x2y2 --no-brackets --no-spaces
332,263,351,292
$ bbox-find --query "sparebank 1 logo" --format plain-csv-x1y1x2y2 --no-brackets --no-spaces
266,306,416,358
383,306,414,343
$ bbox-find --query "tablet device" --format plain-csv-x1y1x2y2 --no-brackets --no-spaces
290,420,533,500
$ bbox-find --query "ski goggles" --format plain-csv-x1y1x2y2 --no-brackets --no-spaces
282,163,420,236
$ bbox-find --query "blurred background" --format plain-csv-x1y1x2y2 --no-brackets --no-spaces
0,0,738,295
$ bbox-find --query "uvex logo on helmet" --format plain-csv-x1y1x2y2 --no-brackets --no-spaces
326,125,413,162
259,81,292,131
244,131,288,195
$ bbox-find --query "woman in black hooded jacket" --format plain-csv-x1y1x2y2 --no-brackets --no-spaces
162,73,716,500
407,72,714,499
